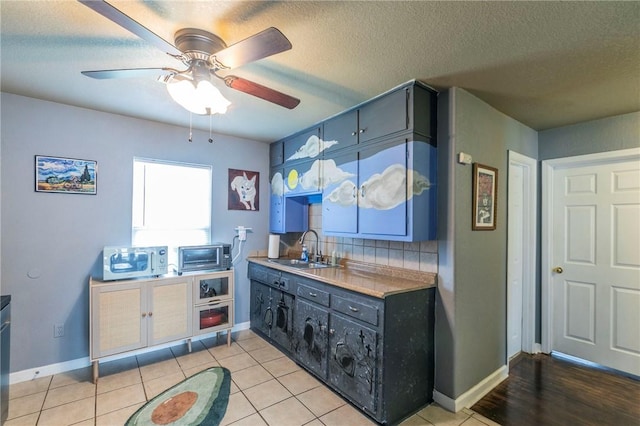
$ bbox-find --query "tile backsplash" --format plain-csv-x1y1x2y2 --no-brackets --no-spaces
274,203,438,274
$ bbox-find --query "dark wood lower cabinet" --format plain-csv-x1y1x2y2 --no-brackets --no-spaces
293,298,329,379
248,262,435,425
328,312,378,413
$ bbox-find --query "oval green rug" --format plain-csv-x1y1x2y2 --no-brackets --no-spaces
126,367,231,426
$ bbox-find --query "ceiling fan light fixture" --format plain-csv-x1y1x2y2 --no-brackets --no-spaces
166,77,231,115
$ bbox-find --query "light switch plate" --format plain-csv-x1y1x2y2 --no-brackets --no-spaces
458,152,473,165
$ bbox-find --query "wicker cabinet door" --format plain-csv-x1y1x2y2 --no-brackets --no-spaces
148,277,192,345
92,282,146,358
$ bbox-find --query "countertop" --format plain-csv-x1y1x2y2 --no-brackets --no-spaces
248,257,436,298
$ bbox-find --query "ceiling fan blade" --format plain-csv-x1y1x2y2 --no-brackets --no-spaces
78,0,182,56
224,76,300,109
82,68,175,79
214,27,292,69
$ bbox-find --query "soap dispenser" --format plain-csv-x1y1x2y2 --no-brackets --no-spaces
301,244,309,262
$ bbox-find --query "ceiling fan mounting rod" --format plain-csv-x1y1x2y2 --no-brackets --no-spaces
175,28,227,63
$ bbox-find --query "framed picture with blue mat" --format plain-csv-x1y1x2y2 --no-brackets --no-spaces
126,367,231,425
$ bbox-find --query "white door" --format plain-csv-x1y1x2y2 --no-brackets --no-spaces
544,149,640,376
507,163,524,359
507,151,537,359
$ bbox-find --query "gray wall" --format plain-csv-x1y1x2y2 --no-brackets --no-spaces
539,111,640,160
436,88,538,399
0,93,270,372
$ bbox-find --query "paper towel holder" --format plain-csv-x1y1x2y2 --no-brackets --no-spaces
268,234,281,259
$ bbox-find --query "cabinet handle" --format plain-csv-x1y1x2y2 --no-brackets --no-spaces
359,128,365,134
351,131,357,136
348,306,359,313
329,328,335,335
148,312,153,317
141,312,147,318
309,292,317,297
207,302,221,307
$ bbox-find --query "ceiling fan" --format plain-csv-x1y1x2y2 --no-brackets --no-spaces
78,0,300,114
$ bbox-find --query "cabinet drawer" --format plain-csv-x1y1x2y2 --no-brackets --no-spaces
332,295,378,326
193,300,233,336
297,283,330,307
249,264,269,283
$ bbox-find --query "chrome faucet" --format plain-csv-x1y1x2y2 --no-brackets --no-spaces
299,229,321,262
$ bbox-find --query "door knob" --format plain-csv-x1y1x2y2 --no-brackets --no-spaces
553,267,563,274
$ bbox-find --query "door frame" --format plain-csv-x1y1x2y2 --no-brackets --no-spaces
541,147,640,353
507,151,538,356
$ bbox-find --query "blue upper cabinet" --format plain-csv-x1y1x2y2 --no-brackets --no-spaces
323,109,359,152
358,139,409,237
283,159,323,196
322,84,432,155
358,87,410,144
323,88,408,154
281,126,324,197
322,150,358,233
269,166,308,234
322,136,437,241
283,126,323,164
270,140,284,167
270,80,438,241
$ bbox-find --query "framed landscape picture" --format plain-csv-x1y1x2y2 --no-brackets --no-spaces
35,155,97,195
472,163,498,230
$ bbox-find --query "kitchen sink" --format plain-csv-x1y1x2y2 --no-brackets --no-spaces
267,258,338,269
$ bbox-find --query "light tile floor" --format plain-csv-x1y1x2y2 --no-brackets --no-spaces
6,330,499,426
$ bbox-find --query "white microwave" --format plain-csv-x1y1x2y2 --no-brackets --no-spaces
102,246,168,280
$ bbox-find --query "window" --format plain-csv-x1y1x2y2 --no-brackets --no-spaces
132,158,212,248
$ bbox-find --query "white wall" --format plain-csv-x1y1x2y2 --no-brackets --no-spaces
0,93,270,372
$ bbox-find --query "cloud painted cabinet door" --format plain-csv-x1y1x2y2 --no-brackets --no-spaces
283,159,322,196
323,136,437,241
358,139,408,237
321,140,406,238
322,150,358,234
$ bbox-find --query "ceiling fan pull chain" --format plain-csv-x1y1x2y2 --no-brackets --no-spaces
209,114,214,143
188,112,193,143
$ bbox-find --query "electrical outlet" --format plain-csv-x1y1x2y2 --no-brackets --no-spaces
237,226,247,241
54,323,64,338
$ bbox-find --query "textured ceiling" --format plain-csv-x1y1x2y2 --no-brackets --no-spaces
1,1,639,142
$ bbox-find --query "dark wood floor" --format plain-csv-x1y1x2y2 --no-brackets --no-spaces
471,353,640,426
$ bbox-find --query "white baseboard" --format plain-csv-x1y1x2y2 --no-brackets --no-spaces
433,364,508,412
10,321,251,385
